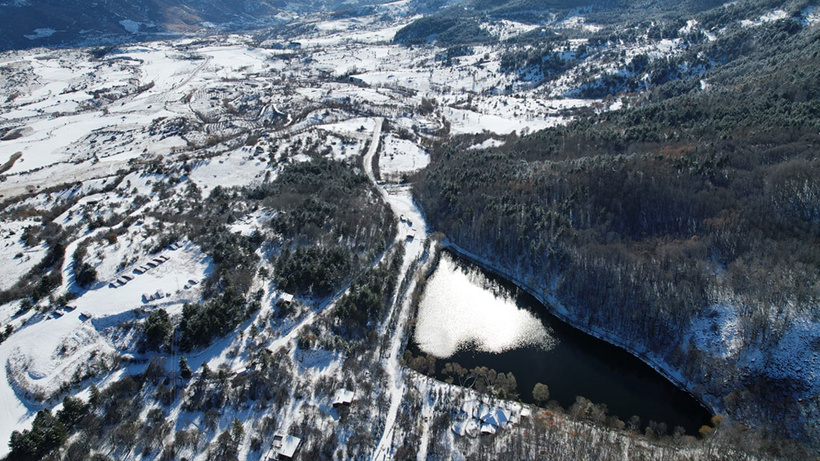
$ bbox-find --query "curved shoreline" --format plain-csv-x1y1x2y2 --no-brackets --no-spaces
437,240,718,419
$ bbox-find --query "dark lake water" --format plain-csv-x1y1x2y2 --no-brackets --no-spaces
411,250,712,435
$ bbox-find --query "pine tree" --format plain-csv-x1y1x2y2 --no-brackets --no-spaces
179,357,192,380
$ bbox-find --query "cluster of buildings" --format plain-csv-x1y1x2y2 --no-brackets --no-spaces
452,398,531,437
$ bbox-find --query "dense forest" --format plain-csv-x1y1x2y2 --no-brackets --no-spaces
415,1,820,454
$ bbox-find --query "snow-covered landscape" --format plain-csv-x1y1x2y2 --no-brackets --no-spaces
0,11,599,458
0,0,818,459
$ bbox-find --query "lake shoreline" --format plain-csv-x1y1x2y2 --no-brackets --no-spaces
436,239,718,423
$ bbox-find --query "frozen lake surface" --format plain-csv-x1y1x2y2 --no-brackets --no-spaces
413,251,712,435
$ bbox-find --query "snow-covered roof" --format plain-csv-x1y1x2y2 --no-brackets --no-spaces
280,293,294,304
460,398,480,418
332,388,355,406
272,434,301,459
493,408,510,427
480,423,497,435
452,419,479,437
479,408,510,428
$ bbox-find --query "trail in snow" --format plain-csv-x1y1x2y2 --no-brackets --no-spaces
363,117,383,186
268,117,426,446
369,117,429,461
416,380,435,461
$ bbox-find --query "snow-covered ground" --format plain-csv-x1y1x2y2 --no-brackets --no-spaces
0,13,602,456
379,135,428,178
0,240,210,448
0,6,757,459
0,220,47,291
688,304,742,359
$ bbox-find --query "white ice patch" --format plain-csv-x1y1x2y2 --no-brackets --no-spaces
414,253,555,358
468,138,505,150
24,28,55,40
119,20,141,34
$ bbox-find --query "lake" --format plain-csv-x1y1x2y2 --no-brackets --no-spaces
412,250,712,435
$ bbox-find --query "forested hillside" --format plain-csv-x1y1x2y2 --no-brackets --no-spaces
394,0,734,46
415,0,820,453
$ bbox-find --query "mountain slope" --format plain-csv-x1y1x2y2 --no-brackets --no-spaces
0,0,421,50
414,0,820,453
0,0,284,50
393,0,732,45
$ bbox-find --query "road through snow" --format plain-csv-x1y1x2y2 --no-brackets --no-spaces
262,116,429,459
367,117,430,461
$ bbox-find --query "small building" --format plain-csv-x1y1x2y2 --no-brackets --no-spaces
480,407,510,428
280,293,294,305
133,267,145,275
460,399,480,419
452,419,479,437
480,423,497,435
269,434,301,460
332,389,355,407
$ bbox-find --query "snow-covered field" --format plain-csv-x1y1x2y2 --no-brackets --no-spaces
379,135,428,178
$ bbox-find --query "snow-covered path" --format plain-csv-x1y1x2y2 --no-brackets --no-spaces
416,379,435,461
264,117,429,452
363,117,383,186
369,119,429,460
